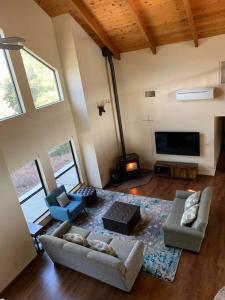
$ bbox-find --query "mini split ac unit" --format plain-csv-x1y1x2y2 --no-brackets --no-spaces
176,87,214,101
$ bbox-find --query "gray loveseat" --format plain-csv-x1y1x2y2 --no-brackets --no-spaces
40,221,144,292
163,186,213,252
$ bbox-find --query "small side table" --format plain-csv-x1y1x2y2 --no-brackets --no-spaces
76,186,97,206
27,222,44,253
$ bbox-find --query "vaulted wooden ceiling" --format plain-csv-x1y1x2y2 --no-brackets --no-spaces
35,0,225,58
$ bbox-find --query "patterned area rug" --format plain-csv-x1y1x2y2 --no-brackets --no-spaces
46,189,182,282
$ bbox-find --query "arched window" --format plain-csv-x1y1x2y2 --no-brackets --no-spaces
0,44,23,120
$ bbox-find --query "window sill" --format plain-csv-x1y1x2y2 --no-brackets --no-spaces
70,183,83,193
34,211,50,225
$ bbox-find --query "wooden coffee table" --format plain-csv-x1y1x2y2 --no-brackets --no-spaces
102,201,140,235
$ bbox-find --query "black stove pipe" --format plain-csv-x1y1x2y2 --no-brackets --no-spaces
102,47,126,159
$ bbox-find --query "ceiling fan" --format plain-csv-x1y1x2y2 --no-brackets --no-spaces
0,36,25,50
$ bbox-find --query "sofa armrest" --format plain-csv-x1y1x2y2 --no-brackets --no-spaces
49,206,70,219
52,221,71,238
163,222,204,252
163,223,204,239
87,250,126,275
176,190,193,199
124,241,144,271
67,193,84,202
39,235,66,252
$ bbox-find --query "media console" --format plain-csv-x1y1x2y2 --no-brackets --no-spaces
154,160,198,180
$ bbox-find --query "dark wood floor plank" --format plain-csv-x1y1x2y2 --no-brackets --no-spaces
2,166,225,300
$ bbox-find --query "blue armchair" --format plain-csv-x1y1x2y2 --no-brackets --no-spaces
45,185,87,223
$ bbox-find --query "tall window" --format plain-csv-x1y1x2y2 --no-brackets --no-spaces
11,160,47,223
21,49,62,109
49,141,80,192
0,48,23,120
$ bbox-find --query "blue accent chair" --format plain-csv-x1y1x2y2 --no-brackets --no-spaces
45,185,87,223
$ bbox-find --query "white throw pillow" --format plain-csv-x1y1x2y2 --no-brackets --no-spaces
184,191,201,211
88,239,116,257
63,233,88,246
180,204,199,226
56,192,70,207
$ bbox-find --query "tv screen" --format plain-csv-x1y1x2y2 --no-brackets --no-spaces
155,132,200,156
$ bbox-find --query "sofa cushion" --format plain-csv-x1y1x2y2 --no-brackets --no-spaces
67,226,90,238
184,191,201,211
87,232,112,244
192,187,213,232
171,198,186,213
180,204,199,226
165,210,182,226
45,185,66,207
88,239,117,256
110,237,136,262
63,233,88,246
63,241,91,257
57,192,70,207
66,201,82,214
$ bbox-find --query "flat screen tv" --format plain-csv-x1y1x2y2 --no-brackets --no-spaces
155,132,200,156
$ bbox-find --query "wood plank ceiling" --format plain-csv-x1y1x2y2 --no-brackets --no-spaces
35,0,225,57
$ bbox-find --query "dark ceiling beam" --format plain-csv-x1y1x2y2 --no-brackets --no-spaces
126,0,156,54
71,0,121,59
182,0,198,47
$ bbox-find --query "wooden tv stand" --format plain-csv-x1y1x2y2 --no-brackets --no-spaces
154,161,198,180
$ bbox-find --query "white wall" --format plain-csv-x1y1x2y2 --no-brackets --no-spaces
0,152,36,292
53,14,119,187
115,36,225,175
0,0,83,291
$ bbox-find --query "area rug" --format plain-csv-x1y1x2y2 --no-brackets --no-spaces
46,189,182,282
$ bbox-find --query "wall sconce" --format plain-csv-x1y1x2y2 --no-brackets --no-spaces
97,99,110,116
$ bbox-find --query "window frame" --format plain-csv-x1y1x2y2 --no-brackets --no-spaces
52,141,81,192
21,48,64,109
0,33,25,121
17,159,48,222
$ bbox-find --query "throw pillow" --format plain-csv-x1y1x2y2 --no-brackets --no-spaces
184,191,201,211
63,233,88,246
56,192,70,207
88,239,117,257
180,204,199,226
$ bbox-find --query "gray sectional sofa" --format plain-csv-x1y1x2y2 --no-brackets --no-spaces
163,186,213,252
40,221,144,292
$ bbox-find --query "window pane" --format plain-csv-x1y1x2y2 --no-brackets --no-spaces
11,161,41,199
21,50,61,108
11,161,47,222
21,189,47,223
49,142,74,175
56,166,79,192
49,142,80,191
0,49,22,120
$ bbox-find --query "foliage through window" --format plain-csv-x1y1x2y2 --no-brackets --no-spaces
11,160,47,222
0,49,23,120
49,141,80,192
21,49,62,108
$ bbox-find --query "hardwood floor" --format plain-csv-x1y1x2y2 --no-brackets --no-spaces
2,166,225,300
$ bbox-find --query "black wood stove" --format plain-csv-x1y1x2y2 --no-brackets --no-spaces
102,47,141,181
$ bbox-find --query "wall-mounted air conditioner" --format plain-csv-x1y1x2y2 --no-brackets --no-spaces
176,87,214,101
